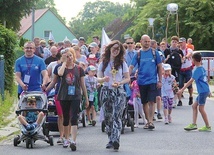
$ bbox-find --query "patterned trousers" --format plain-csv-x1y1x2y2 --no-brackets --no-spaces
100,86,126,143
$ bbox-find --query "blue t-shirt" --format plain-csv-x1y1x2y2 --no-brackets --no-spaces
192,66,210,94
53,63,62,95
15,55,46,93
124,50,138,77
131,48,161,85
26,112,37,123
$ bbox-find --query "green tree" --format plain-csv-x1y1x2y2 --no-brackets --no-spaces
0,0,39,31
69,0,132,42
126,0,214,50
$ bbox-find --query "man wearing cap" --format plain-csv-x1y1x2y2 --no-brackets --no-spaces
78,37,89,56
177,37,194,106
15,41,48,98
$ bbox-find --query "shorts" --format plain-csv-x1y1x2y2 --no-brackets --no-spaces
54,95,63,116
179,69,192,89
156,88,161,97
196,92,210,105
139,83,157,104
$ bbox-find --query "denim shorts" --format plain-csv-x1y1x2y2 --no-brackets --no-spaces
196,92,210,105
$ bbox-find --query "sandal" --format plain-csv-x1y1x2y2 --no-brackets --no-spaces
143,123,149,129
148,122,155,129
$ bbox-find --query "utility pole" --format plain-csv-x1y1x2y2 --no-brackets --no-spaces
31,7,35,41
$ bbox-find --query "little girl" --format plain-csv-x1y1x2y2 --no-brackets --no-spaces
128,71,146,128
161,64,177,124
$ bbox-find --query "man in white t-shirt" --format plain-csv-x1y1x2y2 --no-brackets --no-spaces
177,37,193,106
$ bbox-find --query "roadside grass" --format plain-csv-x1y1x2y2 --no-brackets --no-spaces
0,83,17,128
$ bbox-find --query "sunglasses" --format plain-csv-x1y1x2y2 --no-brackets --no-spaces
25,47,34,50
126,42,134,44
135,46,141,48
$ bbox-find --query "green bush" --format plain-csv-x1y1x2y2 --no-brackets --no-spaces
0,24,17,93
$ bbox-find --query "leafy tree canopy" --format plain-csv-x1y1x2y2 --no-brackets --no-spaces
126,0,214,50
69,0,132,42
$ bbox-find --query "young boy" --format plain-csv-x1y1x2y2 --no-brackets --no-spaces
84,65,99,126
18,96,45,131
177,52,211,131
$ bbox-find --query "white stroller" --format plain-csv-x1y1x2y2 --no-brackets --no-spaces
13,91,54,148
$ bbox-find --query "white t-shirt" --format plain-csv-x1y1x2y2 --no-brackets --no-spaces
181,48,193,69
77,55,88,65
47,61,58,80
98,61,129,89
161,75,175,98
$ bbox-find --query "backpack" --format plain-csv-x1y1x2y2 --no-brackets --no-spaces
168,49,182,69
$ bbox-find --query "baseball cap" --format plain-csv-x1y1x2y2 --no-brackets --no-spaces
179,37,186,43
71,39,79,46
87,54,97,60
27,96,36,102
89,42,98,48
79,37,85,41
87,65,97,72
163,64,172,70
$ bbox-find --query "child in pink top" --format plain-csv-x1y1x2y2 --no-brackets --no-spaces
128,71,146,127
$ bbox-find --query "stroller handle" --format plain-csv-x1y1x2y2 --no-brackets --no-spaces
16,109,48,115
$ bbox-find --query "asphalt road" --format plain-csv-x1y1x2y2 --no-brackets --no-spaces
1,93,214,155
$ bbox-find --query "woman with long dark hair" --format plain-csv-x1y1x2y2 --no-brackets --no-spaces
98,40,130,151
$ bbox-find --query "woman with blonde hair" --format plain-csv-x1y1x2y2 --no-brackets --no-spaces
57,48,89,151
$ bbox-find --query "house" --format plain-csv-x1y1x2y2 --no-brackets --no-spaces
18,8,76,42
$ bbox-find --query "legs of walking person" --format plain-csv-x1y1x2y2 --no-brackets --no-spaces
156,95,162,119
133,97,139,127
192,101,198,125
55,95,64,143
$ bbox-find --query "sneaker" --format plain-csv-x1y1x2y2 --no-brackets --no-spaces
157,113,163,119
88,121,92,125
31,123,38,130
148,122,155,129
143,123,149,129
57,138,64,144
113,141,120,150
92,120,96,126
198,126,211,132
165,118,169,124
63,139,70,148
189,97,193,105
184,123,197,131
134,124,138,128
177,100,182,106
168,115,172,123
106,141,113,149
70,142,76,151
25,124,32,131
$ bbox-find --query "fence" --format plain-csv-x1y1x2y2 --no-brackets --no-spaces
0,55,5,100
201,57,214,82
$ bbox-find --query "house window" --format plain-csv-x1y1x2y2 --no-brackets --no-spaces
44,30,51,38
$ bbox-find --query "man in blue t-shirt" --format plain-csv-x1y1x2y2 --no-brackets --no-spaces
129,35,162,130
15,41,48,98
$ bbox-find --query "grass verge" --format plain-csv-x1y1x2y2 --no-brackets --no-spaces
0,83,17,128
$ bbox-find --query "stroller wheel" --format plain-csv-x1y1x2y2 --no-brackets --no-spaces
30,139,34,148
13,135,20,147
48,136,54,146
82,112,86,127
101,120,105,132
26,138,30,148
130,119,134,132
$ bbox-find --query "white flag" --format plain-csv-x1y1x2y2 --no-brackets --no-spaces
101,28,111,54
49,32,55,42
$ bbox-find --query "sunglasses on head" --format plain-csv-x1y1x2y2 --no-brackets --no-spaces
126,42,133,45
135,46,141,48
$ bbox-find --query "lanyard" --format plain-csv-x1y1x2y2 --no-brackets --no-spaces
68,67,75,85
25,56,34,74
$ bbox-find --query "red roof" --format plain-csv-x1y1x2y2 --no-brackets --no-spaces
18,8,49,36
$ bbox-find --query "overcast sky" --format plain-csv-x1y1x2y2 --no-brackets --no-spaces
54,0,130,21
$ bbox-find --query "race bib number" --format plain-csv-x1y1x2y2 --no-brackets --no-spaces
68,86,75,95
24,75,30,84
89,93,94,101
